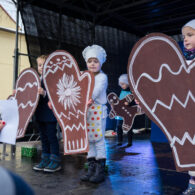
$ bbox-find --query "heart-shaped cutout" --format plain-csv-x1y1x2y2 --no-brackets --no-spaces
43,50,94,155
128,33,195,171
15,68,40,138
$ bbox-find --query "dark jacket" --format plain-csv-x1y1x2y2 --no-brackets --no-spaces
35,80,56,122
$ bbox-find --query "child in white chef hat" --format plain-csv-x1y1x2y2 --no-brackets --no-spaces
80,45,108,184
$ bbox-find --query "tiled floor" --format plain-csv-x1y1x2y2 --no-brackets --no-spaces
0,133,189,195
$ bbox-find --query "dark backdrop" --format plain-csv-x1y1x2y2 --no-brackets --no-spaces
20,3,149,131
20,3,140,95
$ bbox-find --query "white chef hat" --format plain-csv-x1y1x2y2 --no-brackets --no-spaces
82,44,107,66
182,19,195,30
118,74,129,86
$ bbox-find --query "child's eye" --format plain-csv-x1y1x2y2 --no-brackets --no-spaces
187,33,193,37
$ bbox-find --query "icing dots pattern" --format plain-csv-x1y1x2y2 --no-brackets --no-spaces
87,104,103,142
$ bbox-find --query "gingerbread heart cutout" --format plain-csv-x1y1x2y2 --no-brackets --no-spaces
128,33,195,171
107,92,143,131
15,68,40,139
43,50,94,155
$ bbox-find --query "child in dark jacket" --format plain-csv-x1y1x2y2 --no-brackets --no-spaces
33,55,61,172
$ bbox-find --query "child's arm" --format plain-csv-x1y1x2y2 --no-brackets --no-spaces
12,89,16,96
92,74,108,100
38,87,46,97
87,99,94,107
124,94,134,106
48,101,52,109
135,99,140,105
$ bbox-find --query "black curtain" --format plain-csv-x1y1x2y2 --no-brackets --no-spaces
20,2,140,95
20,2,148,131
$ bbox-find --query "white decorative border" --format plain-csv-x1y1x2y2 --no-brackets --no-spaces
128,35,195,168
15,69,40,138
43,51,92,154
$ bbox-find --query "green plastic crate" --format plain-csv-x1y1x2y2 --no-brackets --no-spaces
21,146,37,157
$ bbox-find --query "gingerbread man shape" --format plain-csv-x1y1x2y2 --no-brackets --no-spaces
107,92,143,131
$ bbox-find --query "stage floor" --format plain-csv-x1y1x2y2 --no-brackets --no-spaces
0,133,189,195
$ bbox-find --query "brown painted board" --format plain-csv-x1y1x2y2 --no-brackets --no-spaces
15,68,40,139
107,92,143,131
127,33,195,171
43,50,94,155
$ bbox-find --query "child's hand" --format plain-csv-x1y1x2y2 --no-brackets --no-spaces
135,99,140,105
87,99,94,107
48,101,53,109
0,120,6,131
38,87,46,96
124,101,129,106
12,89,16,96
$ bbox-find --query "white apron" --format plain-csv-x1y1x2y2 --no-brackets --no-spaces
87,104,107,142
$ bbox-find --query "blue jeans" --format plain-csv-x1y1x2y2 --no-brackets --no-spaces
37,121,59,156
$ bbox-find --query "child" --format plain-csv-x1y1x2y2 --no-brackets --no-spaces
80,45,108,183
181,19,195,195
33,55,61,172
115,74,133,147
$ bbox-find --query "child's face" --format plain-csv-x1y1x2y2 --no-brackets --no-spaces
37,58,45,75
120,82,129,90
182,26,195,50
87,58,101,73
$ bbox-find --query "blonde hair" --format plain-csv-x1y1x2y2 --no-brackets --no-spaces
36,55,47,61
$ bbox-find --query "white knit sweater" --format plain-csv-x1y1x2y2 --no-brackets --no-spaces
92,71,108,105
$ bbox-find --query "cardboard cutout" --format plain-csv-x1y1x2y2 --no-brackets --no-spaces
14,68,40,139
107,92,143,131
127,33,195,171
43,50,94,155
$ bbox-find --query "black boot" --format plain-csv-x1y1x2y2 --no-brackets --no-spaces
89,159,106,183
126,129,133,147
117,121,123,145
80,158,96,181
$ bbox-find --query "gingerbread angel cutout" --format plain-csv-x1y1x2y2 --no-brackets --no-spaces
43,50,94,155
107,92,143,131
14,68,40,139
127,33,195,171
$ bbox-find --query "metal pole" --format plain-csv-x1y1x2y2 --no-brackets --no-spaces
13,0,20,85
11,0,20,156
57,8,62,49
2,143,8,157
